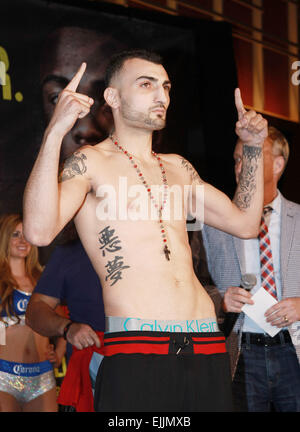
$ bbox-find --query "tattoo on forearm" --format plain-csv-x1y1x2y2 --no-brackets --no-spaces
233,145,262,210
98,226,130,286
58,151,87,183
180,157,204,185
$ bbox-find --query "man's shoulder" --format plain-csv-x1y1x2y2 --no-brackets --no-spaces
64,144,100,160
160,153,196,166
159,152,184,165
74,142,107,161
59,145,103,184
62,141,114,181
160,153,197,178
71,138,113,161
281,194,300,216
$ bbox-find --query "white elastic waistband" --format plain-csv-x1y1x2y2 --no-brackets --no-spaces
105,316,219,333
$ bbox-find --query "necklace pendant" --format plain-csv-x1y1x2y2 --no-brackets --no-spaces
164,244,171,261
111,135,171,262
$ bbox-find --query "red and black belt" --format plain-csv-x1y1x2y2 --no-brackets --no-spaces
103,331,226,356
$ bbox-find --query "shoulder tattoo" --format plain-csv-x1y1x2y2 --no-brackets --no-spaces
58,151,87,183
180,157,204,185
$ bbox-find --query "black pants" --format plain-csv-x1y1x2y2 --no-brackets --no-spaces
94,331,233,412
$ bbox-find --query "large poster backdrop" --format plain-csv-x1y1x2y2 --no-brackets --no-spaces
0,0,238,218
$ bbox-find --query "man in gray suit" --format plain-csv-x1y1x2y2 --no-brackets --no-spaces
200,127,300,411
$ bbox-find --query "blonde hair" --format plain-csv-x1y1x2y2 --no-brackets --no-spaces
268,126,290,173
0,214,43,321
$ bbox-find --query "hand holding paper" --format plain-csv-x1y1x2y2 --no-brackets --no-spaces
241,287,281,337
265,297,300,327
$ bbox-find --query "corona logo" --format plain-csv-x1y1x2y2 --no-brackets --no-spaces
17,299,28,312
13,364,40,375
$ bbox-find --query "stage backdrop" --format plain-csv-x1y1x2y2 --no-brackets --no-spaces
0,0,238,217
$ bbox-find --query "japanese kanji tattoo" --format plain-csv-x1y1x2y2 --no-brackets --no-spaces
98,226,130,286
98,226,122,257
105,256,130,286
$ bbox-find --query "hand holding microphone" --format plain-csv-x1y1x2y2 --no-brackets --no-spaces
221,274,256,337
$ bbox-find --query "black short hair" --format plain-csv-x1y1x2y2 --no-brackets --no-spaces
104,49,163,87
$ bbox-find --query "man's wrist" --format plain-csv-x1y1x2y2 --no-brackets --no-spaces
242,140,264,149
63,321,74,340
221,299,228,314
45,125,64,142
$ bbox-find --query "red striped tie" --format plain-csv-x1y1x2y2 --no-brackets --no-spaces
258,206,277,299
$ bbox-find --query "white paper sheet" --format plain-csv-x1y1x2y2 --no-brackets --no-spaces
241,287,281,337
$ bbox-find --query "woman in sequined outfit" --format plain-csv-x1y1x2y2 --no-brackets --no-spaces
0,214,57,411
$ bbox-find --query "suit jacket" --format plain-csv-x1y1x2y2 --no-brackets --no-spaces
201,192,300,376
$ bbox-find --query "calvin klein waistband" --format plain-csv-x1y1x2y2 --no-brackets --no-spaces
105,316,219,334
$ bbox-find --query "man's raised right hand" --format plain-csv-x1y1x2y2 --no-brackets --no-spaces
47,62,94,138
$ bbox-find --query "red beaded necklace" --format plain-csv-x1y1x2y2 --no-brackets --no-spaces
110,135,171,261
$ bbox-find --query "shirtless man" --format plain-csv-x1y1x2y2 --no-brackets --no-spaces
23,50,267,412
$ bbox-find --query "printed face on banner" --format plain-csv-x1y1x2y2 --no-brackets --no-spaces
40,27,126,161
1,0,241,217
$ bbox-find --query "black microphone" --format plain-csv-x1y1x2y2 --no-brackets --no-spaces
221,273,257,337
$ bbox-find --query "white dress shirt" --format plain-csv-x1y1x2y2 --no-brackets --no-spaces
242,192,283,333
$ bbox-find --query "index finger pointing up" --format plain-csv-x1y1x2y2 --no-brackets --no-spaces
234,88,246,119
65,62,87,92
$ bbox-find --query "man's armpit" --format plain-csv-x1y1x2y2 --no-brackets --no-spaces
58,151,88,183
